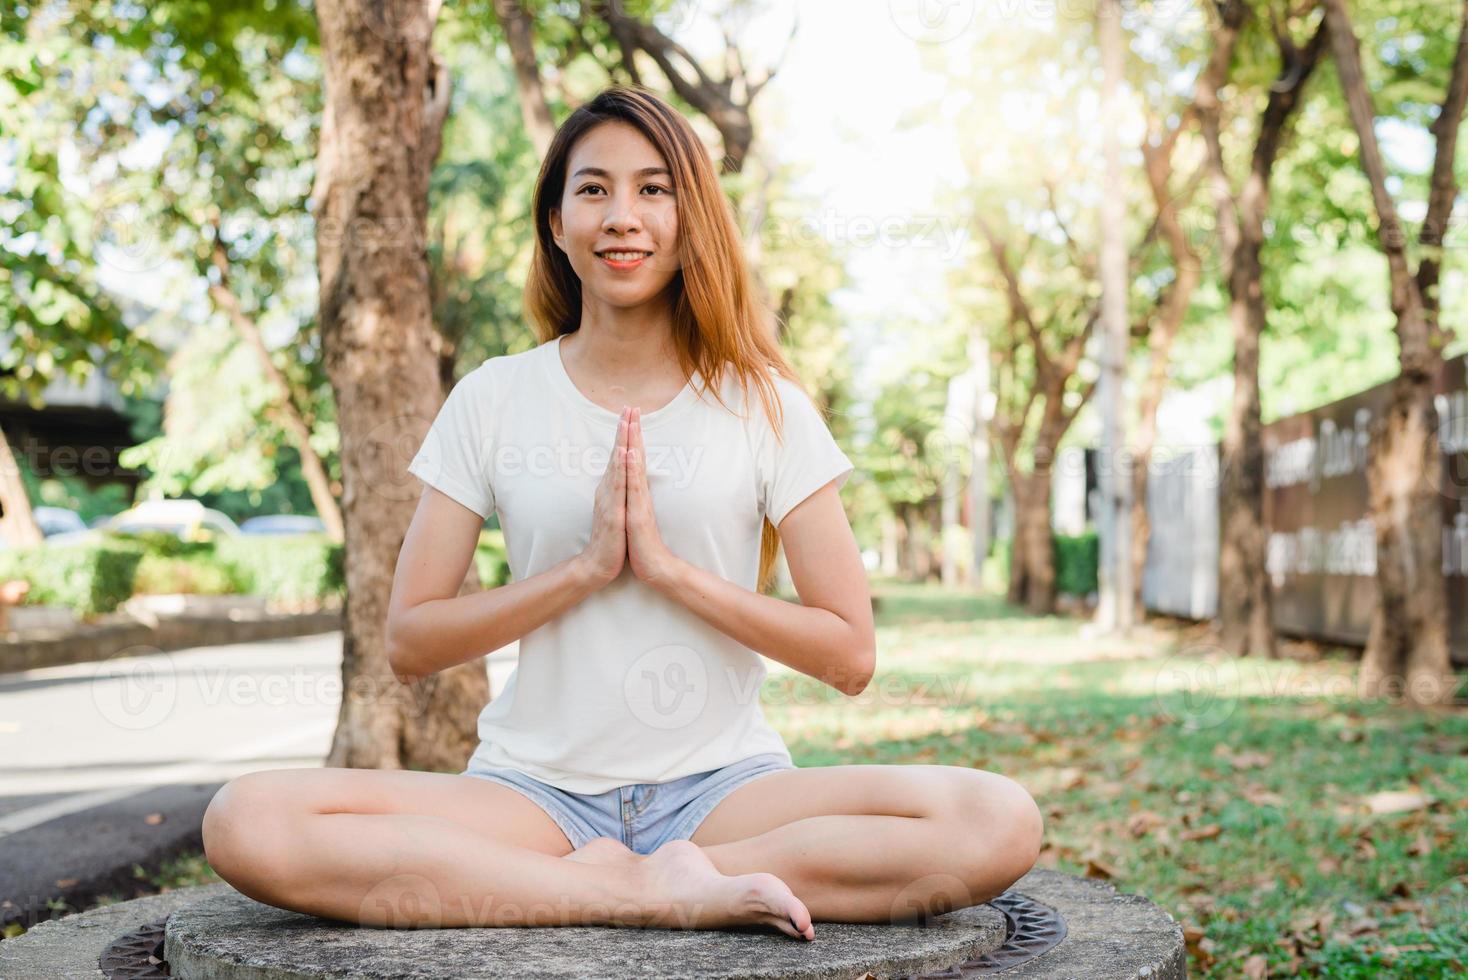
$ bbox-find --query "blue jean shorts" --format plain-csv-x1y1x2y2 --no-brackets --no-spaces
461,751,798,855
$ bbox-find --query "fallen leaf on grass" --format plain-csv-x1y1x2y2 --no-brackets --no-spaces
1085,857,1119,880
1363,790,1434,815
1242,783,1286,807
1180,823,1223,842
1126,811,1166,838
1243,953,1269,978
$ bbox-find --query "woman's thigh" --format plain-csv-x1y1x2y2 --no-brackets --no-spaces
687,763,1019,847
205,766,576,858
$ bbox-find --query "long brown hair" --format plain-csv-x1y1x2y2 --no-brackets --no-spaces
524,84,814,593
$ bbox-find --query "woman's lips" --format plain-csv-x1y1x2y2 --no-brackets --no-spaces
598,251,650,271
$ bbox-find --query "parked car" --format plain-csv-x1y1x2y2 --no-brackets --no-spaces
239,515,327,536
34,506,87,536
99,499,242,542
0,506,92,548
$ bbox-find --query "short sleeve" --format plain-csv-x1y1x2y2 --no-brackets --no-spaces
406,368,496,520
755,376,855,527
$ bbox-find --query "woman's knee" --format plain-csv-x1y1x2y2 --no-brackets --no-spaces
202,772,298,889
942,769,1044,894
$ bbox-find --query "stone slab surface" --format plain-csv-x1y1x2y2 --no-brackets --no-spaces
0,882,235,980
163,887,1007,980
0,869,1187,979
990,868,1187,979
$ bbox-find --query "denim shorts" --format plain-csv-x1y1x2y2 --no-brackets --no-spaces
461,751,798,854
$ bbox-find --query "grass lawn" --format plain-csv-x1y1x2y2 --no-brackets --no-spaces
73,580,1466,977
762,580,1467,978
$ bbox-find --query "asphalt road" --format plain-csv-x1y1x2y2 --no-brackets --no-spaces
0,630,518,931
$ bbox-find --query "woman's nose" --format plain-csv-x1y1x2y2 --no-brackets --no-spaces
603,193,643,233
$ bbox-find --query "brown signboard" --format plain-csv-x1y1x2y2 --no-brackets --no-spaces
1262,354,1468,663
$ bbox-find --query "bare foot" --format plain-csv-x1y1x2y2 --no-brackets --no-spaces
564,836,643,869
631,839,815,941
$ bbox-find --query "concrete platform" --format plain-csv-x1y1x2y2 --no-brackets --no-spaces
0,870,1186,979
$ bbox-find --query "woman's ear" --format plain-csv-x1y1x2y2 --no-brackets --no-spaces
549,206,563,253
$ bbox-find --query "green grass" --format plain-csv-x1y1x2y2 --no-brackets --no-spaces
761,581,1468,978
47,580,1465,976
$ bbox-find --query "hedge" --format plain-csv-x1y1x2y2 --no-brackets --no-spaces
989,531,1100,598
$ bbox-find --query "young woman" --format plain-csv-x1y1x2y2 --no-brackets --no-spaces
202,85,1042,942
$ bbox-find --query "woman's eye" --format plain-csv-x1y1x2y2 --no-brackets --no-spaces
578,184,671,196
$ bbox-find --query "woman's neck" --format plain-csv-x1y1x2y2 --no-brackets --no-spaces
565,309,680,384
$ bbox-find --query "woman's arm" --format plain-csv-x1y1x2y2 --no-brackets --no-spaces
386,485,605,683
646,480,876,696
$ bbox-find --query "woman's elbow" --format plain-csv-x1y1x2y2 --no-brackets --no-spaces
842,645,876,697
384,621,423,684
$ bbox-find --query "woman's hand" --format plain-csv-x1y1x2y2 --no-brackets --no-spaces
625,407,680,588
578,407,631,587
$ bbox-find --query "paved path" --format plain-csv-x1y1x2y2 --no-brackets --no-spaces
0,631,517,931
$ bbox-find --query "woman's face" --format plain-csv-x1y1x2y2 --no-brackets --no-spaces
550,120,681,310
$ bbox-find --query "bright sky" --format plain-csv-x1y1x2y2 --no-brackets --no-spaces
683,1,971,397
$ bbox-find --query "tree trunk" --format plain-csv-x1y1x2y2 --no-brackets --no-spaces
0,425,42,548
311,0,487,771
1008,472,1056,615
500,0,556,157
1213,18,1328,658
881,512,900,577
1324,0,1467,705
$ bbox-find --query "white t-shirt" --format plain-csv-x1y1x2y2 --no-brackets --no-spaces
406,334,855,794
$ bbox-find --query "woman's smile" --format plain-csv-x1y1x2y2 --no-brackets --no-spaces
598,249,653,271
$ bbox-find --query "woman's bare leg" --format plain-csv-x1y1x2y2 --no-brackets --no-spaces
685,766,1044,925
202,772,813,937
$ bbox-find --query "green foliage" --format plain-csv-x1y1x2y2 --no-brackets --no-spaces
766,583,1468,979
132,552,239,595
0,541,142,616
213,533,344,606
1053,531,1099,597
474,529,511,588
988,533,1097,597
